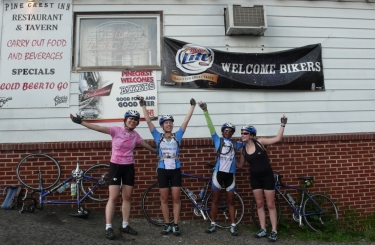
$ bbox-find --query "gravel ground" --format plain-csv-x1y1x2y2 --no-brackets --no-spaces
0,207,373,245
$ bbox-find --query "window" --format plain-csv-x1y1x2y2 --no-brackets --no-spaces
74,13,162,70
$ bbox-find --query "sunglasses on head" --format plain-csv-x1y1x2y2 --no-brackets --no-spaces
241,132,250,135
128,117,139,121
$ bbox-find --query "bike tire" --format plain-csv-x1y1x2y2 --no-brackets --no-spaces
251,194,281,229
204,191,245,229
302,194,339,232
16,153,61,190
80,164,109,202
141,183,177,226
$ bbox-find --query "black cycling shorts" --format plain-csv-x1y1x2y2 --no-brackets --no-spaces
212,171,235,192
109,163,135,186
250,171,275,190
157,168,182,188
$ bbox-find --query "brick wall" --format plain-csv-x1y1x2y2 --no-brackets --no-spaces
1,133,375,224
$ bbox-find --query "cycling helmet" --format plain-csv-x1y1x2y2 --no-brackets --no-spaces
241,125,257,135
221,122,236,133
159,115,174,125
124,110,140,119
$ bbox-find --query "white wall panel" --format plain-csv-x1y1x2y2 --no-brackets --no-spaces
1,0,375,143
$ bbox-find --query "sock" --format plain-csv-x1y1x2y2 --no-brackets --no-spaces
165,223,170,226
211,222,216,226
272,230,277,234
174,223,179,227
106,224,112,230
231,223,236,227
122,221,129,228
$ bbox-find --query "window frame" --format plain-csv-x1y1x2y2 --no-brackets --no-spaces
73,12,163,71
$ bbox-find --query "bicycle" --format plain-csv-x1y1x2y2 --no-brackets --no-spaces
141,163,245,228
16,153,109,218
251,172,339,232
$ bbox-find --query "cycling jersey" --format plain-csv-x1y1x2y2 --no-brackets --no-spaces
202,110,243,173
151,127,184,169
108,126,143,164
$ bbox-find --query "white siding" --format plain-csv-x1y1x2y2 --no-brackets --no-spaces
1,0,375,143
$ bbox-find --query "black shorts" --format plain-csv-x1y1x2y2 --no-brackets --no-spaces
212,171,235,192
109,163,135,186
157,168,182,188
250,171,275,190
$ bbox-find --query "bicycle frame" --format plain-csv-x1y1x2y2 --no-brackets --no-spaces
20,161,107,216
274,173,326,227
180,170,214,220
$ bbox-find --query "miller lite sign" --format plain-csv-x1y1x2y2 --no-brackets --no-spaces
162,38,325,91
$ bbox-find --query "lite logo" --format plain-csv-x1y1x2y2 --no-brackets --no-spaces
175,44,214,74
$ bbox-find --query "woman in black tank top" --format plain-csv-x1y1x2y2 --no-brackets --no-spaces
237,115,287,242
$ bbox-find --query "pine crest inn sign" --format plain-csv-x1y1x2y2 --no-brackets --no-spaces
0,0,72,108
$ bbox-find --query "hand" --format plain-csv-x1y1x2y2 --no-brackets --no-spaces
70,113,83,124
280,114,287,125
190,98,196,106
198,101,207,111
139,98,147,107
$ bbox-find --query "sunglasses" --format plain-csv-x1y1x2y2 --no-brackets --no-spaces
128,117,139,121
241,132,250,135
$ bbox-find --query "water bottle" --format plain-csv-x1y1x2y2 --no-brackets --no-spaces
198,186,206,200
311,83,316,92
286,193,295,205
186,189,197,201
56,182,70,194
71,183,77,197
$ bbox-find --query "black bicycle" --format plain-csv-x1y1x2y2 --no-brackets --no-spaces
251,172,339,232
141,163,245,228
16,153,109,218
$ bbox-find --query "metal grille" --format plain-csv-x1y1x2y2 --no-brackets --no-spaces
233,5,265,27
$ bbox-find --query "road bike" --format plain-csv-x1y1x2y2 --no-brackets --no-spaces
251,172,339,232
16,153,109,218
141,163,245,228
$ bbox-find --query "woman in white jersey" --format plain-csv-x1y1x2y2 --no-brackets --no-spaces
198,101,243,236
140,98,196,236
70,110,156,240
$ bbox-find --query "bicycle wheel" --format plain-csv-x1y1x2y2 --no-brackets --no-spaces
80,164,109,202
204,191,245,229
251,194,281,229
141,183,177,226
141,183,165,226
16,153,61,190
303,194,339,232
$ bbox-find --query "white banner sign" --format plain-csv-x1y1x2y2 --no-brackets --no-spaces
78,70,158,121
0,1,72,108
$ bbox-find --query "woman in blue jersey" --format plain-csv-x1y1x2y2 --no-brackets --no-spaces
140,98,196,236
237,115,287,242
198,101,243,236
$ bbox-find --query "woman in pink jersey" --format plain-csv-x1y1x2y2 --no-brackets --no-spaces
70,110,156,240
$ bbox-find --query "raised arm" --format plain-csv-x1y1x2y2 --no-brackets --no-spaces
198,101,216,135
258,114,287,146
139,98,155,132
70,114,110,134
180,98,196,132
139,140,157,154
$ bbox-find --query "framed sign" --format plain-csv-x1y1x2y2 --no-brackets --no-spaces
0,1,72,108
78,70,158,121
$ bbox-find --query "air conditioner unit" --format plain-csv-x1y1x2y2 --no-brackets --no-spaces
225,4,267,36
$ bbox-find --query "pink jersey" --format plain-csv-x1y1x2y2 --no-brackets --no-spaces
108,126,143,165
